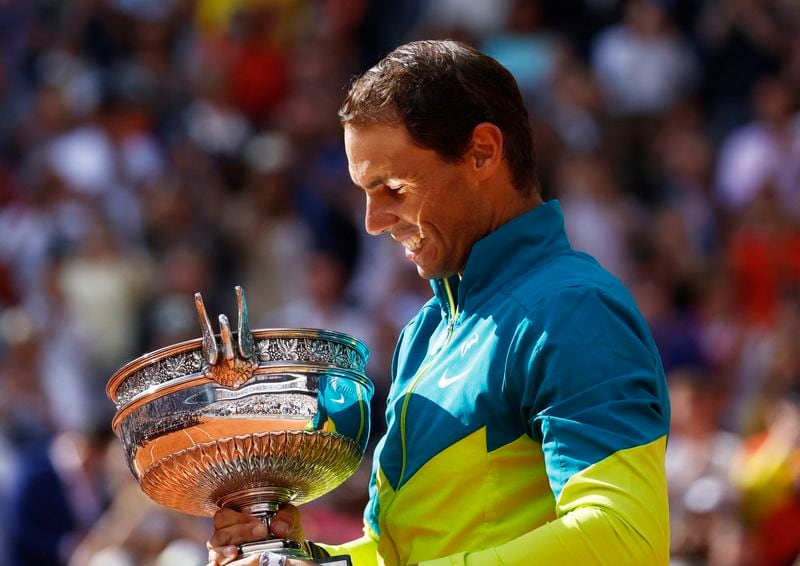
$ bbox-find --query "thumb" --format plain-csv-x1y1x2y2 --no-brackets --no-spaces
269,504,304,540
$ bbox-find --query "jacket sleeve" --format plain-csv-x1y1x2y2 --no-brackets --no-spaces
317,534,380,565
423,285,671,565
420,436,668,565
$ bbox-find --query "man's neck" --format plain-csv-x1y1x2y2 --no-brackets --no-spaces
490,190,543,234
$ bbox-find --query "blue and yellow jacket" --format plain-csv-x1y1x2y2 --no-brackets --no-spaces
321,201,670,565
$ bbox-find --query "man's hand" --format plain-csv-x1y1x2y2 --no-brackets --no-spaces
206,505,309,566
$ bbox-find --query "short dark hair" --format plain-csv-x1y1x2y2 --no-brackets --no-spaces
339,40,538,195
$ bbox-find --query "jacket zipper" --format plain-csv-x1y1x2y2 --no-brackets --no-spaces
380,277,458,563
397,277,458,485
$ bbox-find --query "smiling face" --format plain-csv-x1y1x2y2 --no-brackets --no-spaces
345,122,497,280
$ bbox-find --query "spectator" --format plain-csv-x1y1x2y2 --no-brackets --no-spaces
0,1,798,563
715,75,800,217
591,0,698,117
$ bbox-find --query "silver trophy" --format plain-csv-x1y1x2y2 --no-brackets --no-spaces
106,287,373,560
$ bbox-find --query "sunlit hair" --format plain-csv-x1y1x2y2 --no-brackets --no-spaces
339,40,538,195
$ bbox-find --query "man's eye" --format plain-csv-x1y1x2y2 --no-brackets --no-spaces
389,184,407,194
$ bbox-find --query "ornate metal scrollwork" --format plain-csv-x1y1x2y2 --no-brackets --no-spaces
195,286,258,388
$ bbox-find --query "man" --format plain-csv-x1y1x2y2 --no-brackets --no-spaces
208,40,670,566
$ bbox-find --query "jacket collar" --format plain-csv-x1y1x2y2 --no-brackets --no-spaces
430,199,571,318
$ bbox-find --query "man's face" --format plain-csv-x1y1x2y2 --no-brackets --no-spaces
344,123,488,279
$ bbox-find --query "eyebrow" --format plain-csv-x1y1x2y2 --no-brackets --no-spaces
366,176,404,190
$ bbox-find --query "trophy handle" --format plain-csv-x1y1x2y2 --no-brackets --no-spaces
236,285,257,359
194,287,258,388
195,293,218,366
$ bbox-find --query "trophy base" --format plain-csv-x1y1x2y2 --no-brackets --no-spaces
240,538,309,558
239,539,353,565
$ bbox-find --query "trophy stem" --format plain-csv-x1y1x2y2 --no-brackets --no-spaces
218,487,312,559
217,486,296,516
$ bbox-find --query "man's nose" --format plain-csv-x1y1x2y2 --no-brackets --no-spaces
364,193,398,236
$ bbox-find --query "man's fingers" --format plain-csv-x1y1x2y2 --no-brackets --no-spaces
209,507,269,548
207,541,240,565
209,520,268,548
214,507,257,529
208,520,269,547
207,505,305,564
270,504,303,540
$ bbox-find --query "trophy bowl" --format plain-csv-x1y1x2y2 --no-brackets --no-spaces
106,287,373,558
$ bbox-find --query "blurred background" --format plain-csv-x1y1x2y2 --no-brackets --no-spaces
0,0,798,564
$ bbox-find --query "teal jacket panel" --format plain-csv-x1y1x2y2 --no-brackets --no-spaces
364,199,670,545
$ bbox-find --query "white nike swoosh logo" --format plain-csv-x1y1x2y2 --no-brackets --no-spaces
438,369,469,388
330,393,345,404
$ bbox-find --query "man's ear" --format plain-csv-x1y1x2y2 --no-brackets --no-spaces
469,123,503,181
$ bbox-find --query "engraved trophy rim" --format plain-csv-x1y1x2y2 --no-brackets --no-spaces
106,326,371,405
109,364,374,433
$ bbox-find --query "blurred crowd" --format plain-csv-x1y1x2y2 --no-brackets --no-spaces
0,0,798,564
